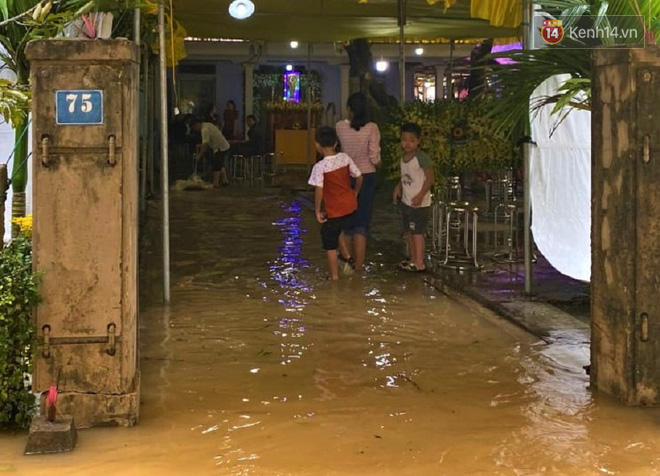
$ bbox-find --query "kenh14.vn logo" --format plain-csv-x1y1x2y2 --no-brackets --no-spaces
542,19,564,44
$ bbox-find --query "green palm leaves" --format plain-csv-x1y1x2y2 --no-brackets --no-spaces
486,0,659,135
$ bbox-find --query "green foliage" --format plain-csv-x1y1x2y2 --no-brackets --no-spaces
484,0,660,135
0,0,100,81
380,99,519,190
110,2,159,46
0,234,41,430
0,79,30,128
485,47,591,136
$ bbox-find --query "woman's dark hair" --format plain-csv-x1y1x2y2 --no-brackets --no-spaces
347,92,369,131
316,126,339,148
226,100,236,109
401,122,421,139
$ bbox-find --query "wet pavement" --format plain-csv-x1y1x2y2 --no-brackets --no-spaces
1,182,660,475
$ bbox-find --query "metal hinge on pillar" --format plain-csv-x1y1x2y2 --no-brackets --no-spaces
107,134,117,166
40,322,120,358
640,313,649,342
40,135,51,167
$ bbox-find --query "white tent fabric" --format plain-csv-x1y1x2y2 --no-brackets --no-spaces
530,74,591,282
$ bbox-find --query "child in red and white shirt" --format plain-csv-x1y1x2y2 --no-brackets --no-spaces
308,126,363,280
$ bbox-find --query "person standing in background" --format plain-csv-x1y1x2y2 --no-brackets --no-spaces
234,115,265,156
222,100,239,140
335,92,381,273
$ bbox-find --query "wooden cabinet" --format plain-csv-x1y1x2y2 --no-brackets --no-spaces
275,129,317,165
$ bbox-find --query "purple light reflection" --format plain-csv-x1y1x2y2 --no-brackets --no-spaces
270,201,312,293
269,201,312,366
491,42,522,65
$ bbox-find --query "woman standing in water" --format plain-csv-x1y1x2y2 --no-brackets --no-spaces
222,100,239,140
335,92,381,273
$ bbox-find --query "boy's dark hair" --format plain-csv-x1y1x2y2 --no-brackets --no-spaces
246,114,257,122
316,126,338,148
401,122,421,138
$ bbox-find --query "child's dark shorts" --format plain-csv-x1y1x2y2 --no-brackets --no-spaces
322,213,353,250
401,204,431,235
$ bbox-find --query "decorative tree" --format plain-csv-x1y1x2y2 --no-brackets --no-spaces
382,99,519,191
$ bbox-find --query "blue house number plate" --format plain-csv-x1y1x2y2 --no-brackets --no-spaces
55,90,104,125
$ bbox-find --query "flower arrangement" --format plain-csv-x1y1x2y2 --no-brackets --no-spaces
11,214,32,239
381,99,519,188
264,100,325,113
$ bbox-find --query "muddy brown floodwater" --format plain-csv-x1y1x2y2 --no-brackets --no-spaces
2,187,660,475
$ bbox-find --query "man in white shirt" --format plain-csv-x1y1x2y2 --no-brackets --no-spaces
192,118,231,186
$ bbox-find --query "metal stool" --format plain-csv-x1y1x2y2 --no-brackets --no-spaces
485,169,518,216
438,201,481,271
228,154,240,182
230,154,251,182
492,202,523,263
264,152,278,175
429,199,446,256
250,154,265,181
445,176,462,202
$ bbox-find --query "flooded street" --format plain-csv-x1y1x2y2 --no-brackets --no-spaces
2,186,660,475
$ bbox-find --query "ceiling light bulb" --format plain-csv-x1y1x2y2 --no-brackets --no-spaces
286,64,293,71
228,0,255,20
290,41,299,49
415,47,424,56
375,60,388,72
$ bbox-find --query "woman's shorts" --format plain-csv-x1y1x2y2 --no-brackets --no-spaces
343,172,377,236
401,204,431,235
322,213,353,250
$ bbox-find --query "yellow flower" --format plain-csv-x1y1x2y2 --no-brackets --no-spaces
265,100,324,113
11,214,32,239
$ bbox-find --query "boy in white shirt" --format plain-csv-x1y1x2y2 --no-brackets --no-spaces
392,122,434,272
308,127,363,280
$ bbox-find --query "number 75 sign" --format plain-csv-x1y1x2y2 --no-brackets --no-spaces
56,90,104,125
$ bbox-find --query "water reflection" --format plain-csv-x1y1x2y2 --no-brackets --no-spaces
494,341,597,473
3,189,660,476
269,200,311,366
363,279,431,389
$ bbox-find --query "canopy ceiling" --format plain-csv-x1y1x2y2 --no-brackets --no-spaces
172,0,521,43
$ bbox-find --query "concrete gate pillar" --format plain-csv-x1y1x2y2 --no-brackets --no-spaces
26,40,139,427
591,46,660,405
